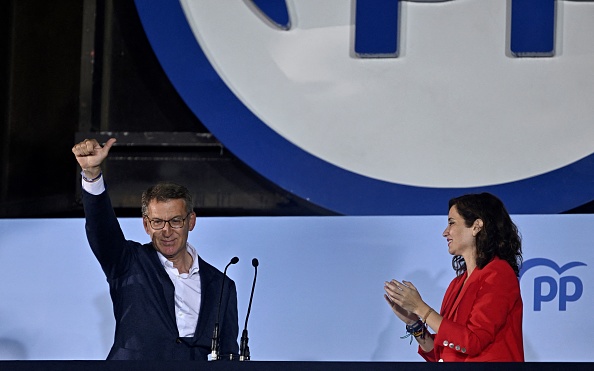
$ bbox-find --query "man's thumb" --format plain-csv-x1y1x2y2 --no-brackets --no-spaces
103,138,117,152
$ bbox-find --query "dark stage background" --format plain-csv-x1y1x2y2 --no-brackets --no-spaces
0,0,335,219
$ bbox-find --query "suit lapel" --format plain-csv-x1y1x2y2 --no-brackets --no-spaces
144,244,177,328
195,257,217,339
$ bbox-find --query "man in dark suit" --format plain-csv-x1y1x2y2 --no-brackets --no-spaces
72,138,239,360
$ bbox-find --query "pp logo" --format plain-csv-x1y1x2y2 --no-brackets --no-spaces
135,0,594,215
520,258,587,311
252,0,591,57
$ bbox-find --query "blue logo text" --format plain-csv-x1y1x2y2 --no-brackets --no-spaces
249,0,594,58
520,258,587,311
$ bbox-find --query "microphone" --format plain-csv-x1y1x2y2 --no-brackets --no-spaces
211,256,239,360
240,258,259,361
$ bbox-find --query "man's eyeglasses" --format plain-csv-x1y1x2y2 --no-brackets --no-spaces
145,213,191,230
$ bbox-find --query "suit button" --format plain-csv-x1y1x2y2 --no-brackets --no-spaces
176,338,182,344
455,345,461,351
461,348,467,353
449,343,454,349
438,359,444,362
443,340,449,347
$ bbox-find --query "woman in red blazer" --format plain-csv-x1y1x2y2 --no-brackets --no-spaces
384,193,524,362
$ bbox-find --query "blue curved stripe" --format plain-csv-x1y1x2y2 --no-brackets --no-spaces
520,258,587,279
134,0,594,215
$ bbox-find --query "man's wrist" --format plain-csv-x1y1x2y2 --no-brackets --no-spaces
82,166,101,180
82,170,102,183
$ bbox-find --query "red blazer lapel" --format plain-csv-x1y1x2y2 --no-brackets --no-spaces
441,274,464,319
442,270,480,320
448,269,483,320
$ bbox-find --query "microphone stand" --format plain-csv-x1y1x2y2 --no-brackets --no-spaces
211,256,239,360
240,258,258,361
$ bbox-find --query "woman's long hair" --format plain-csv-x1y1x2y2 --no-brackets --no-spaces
449,193,522,277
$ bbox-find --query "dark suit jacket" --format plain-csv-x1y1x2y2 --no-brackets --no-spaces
420,257,524,362
82,189,239,360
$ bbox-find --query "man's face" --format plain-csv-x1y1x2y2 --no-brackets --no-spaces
143,198,196,260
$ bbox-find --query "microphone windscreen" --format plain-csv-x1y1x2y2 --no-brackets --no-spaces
230,256,239,264
251,258,259,267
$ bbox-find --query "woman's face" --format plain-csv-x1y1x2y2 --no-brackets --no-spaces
442,205,480,257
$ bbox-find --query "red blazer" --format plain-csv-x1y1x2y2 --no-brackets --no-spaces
419,257,524,362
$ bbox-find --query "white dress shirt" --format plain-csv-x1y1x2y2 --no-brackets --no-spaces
157,243,201,337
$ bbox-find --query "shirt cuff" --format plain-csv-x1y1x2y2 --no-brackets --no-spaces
81,171,106,195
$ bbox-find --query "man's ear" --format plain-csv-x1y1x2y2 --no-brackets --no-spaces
143,217,151,235
188,212,197,232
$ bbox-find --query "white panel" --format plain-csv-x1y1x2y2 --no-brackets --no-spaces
180,0,594,187
0,215,591,361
